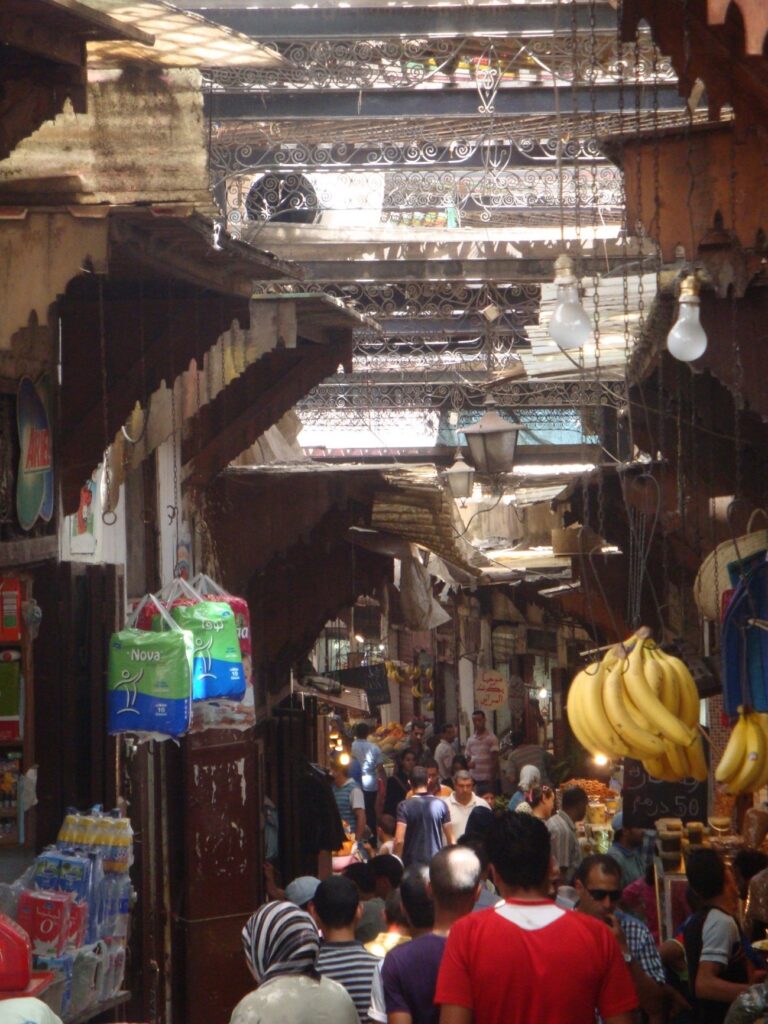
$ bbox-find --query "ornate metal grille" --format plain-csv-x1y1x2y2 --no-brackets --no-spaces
202,30,672,94
296,377,627,416
223,165,622,233
253,280,540,332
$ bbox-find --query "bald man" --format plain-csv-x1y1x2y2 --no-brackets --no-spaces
376,847,482,1024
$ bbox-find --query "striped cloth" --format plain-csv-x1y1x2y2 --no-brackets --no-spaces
242,901,320,984
317,940,378,1022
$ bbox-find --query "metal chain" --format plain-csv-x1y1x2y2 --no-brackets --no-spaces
633,35,646,343
167,283,180,557
570,0,582,254
729,132,745,501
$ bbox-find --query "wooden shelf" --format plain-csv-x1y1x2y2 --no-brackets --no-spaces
0,807,19,818
65,991,130,1024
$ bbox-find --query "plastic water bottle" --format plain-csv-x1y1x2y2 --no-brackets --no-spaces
99,874,118,938
56,813,78,850
113,876,133,938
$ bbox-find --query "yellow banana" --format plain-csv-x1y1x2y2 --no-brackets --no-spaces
663,740,689,780
643,754,679,782
577,661,634,758
602,652,665,757
623,639,696,747
643,649,664,698
685,733,709,783
567,669,603,756
753,714,768,789
647,648,680,716
658,650,700,729
622,683,655,731
727,713,765,794
715,713,749,783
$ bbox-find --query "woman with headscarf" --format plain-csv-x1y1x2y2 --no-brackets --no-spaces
230,901,358,1024
507,764,541,812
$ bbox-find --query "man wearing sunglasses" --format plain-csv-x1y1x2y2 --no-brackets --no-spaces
575,854,676,1024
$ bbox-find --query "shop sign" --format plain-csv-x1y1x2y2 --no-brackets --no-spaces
623,757,707,829
16,376,53,531
475,668,507,711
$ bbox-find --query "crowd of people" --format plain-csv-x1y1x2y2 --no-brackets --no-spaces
246,715,768,1023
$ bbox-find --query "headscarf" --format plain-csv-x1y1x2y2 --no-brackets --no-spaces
518,765,541,794
242,901,320,985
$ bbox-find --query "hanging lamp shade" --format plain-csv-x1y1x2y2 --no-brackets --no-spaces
463,408,522,475
444,451,475,499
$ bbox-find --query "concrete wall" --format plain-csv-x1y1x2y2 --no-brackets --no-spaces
0,67,211,207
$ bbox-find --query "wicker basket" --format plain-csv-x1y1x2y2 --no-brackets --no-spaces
693,510,768,620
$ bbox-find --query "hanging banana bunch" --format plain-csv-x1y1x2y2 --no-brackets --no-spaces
715,707,768,795
566,627,707,782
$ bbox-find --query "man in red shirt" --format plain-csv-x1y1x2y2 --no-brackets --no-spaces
434,813,638,1024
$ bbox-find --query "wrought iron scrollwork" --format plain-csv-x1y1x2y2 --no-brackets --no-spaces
251,279,539,332
296,377,627,415
201,31,672,94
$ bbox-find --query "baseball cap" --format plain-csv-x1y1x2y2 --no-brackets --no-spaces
285,875,320,908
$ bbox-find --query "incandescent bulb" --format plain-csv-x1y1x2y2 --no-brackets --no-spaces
548,256,592,351
593,753,609,767
537,687,548,700
667,288,707,362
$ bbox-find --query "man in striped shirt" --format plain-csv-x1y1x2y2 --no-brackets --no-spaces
312,875,379,1022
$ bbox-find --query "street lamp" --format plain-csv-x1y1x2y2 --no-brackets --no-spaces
463,399,522,475
444,449,475,500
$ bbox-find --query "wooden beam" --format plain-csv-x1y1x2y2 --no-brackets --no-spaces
183,335,353,487
58,277,250,512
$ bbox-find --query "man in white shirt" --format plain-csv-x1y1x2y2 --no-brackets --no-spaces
547,785,587,885
351,722,387,837
434,723,458,784
442,771,486,840
464,710,500,793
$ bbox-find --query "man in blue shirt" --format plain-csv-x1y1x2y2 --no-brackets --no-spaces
394,766,455,866
352,722,386,837
608,813,647,888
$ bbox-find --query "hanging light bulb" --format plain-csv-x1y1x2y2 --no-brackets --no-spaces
548,254,592,351
667,274,708,362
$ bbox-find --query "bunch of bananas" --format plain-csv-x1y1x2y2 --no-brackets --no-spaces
567,628,707,782
715,708,768,795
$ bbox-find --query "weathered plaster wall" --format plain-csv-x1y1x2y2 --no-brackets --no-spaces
0,212,108,353
0,67,211,206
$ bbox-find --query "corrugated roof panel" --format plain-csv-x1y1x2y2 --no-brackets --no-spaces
83,0,284,67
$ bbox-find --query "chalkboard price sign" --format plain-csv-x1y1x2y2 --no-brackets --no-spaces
622,758,708,829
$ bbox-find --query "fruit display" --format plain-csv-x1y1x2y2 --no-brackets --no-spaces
370,722,410,757
715,707,768,795
385,660,434,699
566,627,708,783
562,778,615,802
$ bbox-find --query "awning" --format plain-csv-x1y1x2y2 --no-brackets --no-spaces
59,209,304,510
371,468,490,578
108,208,300,295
